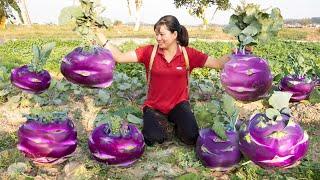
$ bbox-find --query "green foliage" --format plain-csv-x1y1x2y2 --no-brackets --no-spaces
94,112,131,136
116,41,145,77
174,147,201,169
193,93,238,140
174,0,231,26
0,0,23,23
109,115,123,136
174,0,231,16
177,173,201,180
58,6,83,25
253,40,320,81
1,39,319,81
28,42,56,72
0,39,81,73
269,91,292,110
0,65,18,103
25,108,69,123
93,85,143,135
309,88,320,104
31,79,85,106
110,72,146,104
0,133,17,151
266,91,292,120
283,53,319,78
58,0,112,46
223,2,283,50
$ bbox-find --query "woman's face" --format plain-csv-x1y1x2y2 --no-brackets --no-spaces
154,25,177,49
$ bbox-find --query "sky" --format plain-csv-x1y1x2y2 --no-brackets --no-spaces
25,0,320,25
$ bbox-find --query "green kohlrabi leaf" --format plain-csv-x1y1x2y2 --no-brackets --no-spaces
222,94,236,117
269,91,293,110
225,3,283,48
241,21,260,36
58,6,83,25
266,108,281,120
212,117,228,140
40,42,56,64
29,43,55,72
98,89,110,103
223,24,241,36
32,45,40,64
127,114,143,125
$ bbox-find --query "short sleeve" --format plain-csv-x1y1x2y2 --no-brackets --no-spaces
135,45,154,65
185,47,208,70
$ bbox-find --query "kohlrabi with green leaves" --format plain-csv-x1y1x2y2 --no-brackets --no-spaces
239,91,309,169
10,43,55,94
221,2,283,101
278,54,316,102
59,0,115,88
88,111,144,167
17,111,77,165
194,94,242,171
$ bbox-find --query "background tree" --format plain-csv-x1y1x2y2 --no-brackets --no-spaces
126,0,143,31
174,0,231,30
0,0,23,28
18,0,31,26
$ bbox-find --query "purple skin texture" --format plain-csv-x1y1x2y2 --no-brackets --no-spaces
88,124,145,167
221,52,273,102
239,114,309,169
196,128,242,170
279,75,315,102
61,47,115,88
17,119,77,165
10,65,51,94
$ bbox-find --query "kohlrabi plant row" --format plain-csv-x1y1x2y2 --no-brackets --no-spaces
6,0,317,171
194,91,309,170
193,3,310,171
12,0,145,167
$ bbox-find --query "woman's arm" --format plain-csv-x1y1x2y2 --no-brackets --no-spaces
203,55,230,69
203,46,253,69
95,31,139,63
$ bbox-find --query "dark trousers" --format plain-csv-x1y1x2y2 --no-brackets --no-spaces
142,101,199,146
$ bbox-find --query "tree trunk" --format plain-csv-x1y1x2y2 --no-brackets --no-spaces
202,18,208,30
0,16,6,29
133,12,141,31
133,0,142,31
127,0,133,17
210,7,219,24
20,0,31,26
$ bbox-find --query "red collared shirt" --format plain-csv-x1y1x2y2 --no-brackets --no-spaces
135,45,208,114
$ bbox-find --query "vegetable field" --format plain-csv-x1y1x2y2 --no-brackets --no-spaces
0,37,320,179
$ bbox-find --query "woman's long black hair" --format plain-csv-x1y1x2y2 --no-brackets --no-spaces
154,15,189,47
